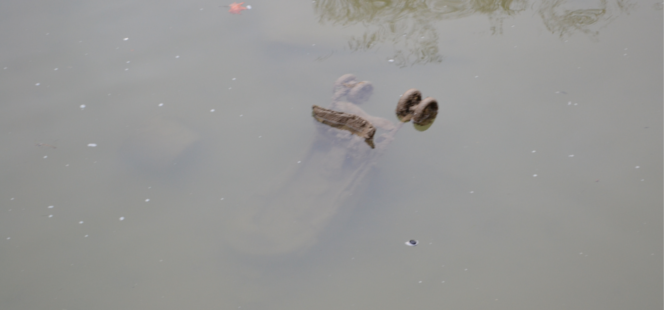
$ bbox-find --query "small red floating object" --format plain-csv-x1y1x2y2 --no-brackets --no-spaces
229,2,248,14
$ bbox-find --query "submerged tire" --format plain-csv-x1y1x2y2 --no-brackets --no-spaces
412,97,438,126
395,88,422,122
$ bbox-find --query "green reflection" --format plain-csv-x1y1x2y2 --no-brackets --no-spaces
314,0,633,66
539,0,634,39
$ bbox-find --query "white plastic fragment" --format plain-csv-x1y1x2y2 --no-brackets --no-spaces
79,221,84,224
158,103,163,107
35,83,40,86
145,199,150,202
48,205,54,208
124,38,129,41
119,217,125,221
246,5,252,9
533,174,538,177
87,143,97,147
80,104,86,109
388,59,394,62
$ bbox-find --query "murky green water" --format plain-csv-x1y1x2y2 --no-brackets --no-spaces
0,0,662,309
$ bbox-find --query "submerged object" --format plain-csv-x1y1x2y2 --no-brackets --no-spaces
223,75,438,255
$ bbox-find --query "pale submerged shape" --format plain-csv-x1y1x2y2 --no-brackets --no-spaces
87,143,97,147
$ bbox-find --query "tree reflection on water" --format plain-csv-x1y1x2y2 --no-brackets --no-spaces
313,0,633,67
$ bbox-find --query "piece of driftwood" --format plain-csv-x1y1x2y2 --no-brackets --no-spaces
312,105,376,149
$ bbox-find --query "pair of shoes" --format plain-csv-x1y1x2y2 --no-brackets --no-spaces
332,74,374,104
395,89,438,127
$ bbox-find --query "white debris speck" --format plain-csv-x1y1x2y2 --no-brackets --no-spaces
469,191,474,194
232,77,236,80
533,174,538,177
124,38,129,41
10,198,14,200
635,166,640,169
35,83,40,86
220,198,224,200
80,104,86,109
87,143,97,147
568,154,574,157
119,217,125,221
239,114,243,117
43,156,47,159
126,61,130,63
54,68,58,71
6,237,9,240
79,221,84,224
531,150,536,153
388,59,394,62
418,281,422,283
145,199,150,202
48,215,53,218
175,55,180,58
158,103,163,107
84,235,88,237
246,5,252,9
48,206,54,209
210,109,215,112
297,161,301,163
